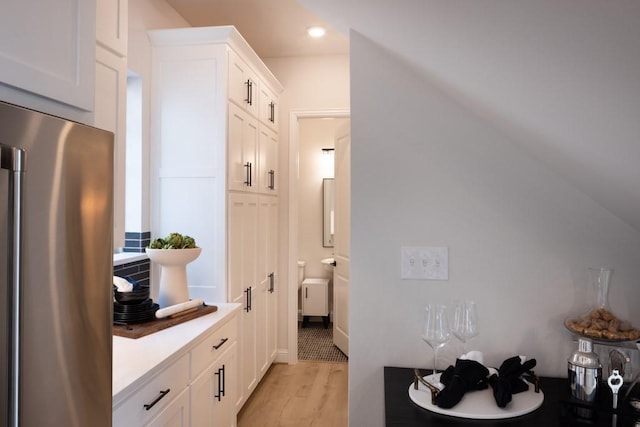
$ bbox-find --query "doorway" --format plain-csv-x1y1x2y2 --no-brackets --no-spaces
287,109,350,364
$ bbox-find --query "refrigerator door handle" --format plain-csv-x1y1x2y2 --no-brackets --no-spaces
1,143,27,427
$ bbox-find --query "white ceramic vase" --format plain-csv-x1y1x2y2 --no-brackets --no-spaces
146,247,202,307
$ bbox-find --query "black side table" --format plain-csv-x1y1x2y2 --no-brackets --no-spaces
384,366,640,426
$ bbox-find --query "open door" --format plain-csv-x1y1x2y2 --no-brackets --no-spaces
333,121,350,355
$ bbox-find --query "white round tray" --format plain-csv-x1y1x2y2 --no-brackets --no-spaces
408,373,544,419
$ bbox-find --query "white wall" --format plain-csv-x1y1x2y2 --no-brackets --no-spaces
127,0,190,232
262,55,350,350
301,0,640,234
349,31,640,427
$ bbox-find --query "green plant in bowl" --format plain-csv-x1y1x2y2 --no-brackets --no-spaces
146,233,201,307
147,232,196,249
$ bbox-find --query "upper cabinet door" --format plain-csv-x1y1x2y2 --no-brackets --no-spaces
258,126,278,195
258,84,278,132
228,49,259,118
96,0,128,56
0,0,95,111
228,103,259,193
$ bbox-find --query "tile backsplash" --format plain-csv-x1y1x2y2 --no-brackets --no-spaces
123,231,151,253
113,258,150,287
114,230,151,286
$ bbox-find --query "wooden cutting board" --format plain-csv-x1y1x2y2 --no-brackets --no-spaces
113,304,218,339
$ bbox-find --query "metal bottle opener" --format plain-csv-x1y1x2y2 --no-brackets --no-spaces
608,369,623,410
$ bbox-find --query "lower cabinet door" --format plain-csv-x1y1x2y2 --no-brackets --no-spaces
216,346,238,427
145,387,190,427
112,354,190,427
191,343,238,427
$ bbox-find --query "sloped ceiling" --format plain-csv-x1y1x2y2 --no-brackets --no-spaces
165,0,348,57
300,0,640,232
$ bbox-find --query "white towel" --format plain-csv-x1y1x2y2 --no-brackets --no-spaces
113,276,133,292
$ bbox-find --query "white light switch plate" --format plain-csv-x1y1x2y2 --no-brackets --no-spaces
401,246,448,280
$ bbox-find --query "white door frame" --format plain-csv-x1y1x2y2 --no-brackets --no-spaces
287,108,350,364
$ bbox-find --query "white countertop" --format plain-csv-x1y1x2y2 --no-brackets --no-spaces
112,302,241,405
113,252,148,266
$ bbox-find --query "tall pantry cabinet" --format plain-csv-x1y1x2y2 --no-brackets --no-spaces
148,26,282,412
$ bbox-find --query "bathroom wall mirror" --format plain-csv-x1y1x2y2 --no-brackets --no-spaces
323,178,335,247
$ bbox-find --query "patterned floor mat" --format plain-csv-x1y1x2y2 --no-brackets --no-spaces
298,322,348,363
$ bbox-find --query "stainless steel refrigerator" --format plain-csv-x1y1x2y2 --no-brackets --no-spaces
0,101,113,426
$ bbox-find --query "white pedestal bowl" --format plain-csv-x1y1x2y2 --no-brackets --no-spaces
146,247,202,308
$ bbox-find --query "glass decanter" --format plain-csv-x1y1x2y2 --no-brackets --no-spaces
565,268,639,342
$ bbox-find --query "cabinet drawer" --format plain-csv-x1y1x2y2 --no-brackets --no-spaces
191,315,238,378
113,354,189,427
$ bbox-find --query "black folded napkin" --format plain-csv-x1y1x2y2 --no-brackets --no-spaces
434,358,490,409
488,356,537,408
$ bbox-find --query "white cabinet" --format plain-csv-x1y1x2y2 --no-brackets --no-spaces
213,347,239,427
94,44,127,249
148,38,227,302
302,279,329,316
228,103,259,192
190,312,239,427
257,196,278,376
146,388,190,427
227,192,258,407
302,278,330,328
228,106,277,195
265,199,278,365
228,194,278,407
258,126,278,194
149,26,282,413
148,26,280,303
228,193,258,305
0,0,95,122
112,354,190,427
229,49,260,118
96,0,128,56
113,307,240,427
94,0,128,248
258,84,279,131
191,342,237,427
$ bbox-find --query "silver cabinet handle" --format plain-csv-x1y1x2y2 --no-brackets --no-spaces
1,143,26,427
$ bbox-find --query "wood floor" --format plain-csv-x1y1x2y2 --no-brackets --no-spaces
237,361,348,427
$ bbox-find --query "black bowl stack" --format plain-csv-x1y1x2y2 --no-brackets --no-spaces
113,280,159,324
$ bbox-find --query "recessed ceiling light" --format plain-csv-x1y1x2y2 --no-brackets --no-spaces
307,26,326,38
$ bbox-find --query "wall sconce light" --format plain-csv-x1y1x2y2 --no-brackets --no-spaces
321,148,335,178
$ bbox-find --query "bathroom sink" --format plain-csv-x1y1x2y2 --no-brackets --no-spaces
321,258,336,266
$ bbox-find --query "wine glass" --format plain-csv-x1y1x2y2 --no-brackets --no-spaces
452,300,479,354
421,303,451,379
